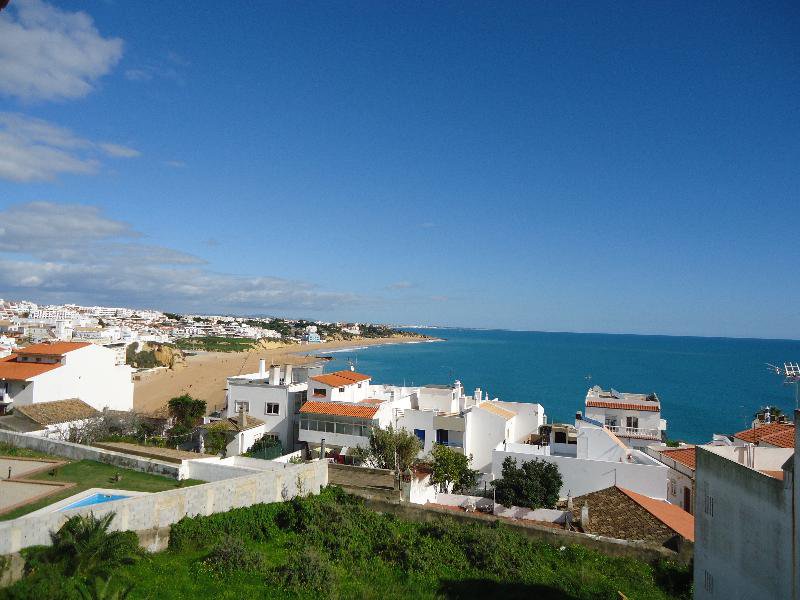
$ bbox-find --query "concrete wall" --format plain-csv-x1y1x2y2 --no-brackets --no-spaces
0,430,180,478
328,463,395,489
694,446,793,600
0,460,327,555
493,443,669,499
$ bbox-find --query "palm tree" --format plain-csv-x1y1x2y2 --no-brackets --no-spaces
48,513,139,578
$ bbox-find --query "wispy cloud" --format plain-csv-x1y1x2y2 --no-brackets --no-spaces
125,51,189,86
0,0,123,102
0,112,139,182
387,281,414,290
0,201,360,313
164,160,187,168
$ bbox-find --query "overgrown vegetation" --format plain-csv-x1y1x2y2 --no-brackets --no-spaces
175,337,258,352
125,344,159,369
2,487,691,599
491,456,562,509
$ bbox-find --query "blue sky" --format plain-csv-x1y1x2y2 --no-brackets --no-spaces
0,1,798,338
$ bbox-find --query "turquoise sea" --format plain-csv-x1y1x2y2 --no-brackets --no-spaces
325,328,800,443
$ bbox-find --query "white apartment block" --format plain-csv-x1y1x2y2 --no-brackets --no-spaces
492,418,670,500
583,385,667,447
0,342,133,414
694,427,798,600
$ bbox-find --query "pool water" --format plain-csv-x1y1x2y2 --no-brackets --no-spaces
59,493,130,511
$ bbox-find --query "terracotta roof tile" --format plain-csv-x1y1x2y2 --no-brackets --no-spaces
759,470,785,480
0,355,62,380
759,427,796,449
15,399,99,426
618,487,695,541
300,400,379,419
17,342,91,355
733,422,794,445
586,400,659,412
660,447,696,470
310,370,371,388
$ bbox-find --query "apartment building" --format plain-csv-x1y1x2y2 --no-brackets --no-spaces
583,385,667,447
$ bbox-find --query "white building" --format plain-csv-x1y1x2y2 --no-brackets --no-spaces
492,417,670,500
645,445,696,513
694,429,798,600
583,385,666,447
0,342,133,414
225,359,326,453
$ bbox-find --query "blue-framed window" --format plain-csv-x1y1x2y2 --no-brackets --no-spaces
414,429,425,444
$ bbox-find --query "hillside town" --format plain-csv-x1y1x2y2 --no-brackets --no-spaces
0,314,797,597
0,297,413,361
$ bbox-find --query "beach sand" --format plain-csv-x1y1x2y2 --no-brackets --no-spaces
133,336,433,415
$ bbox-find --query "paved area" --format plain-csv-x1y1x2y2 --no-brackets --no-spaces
93,442,212,463
0,458,55,479
0,480,64,512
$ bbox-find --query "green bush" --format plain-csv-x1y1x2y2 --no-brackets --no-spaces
272,545,335,593
199,536,263,577
169,503,281,551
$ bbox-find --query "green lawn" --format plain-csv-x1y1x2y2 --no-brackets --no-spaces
0,442,56,460
0,460,203,521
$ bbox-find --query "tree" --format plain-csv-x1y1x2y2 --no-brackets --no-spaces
491,456,562,509
203,422,229,455
30,513,140,579
430,444,480,493
355,426,421,472
168,394,206,428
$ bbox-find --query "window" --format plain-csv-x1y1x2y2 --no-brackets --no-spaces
338,387,345,393
313,388,326,397
357,383,362,388
704,571,714,593
235,401,250,412
436,429,448,444
554,431,567,444
604,417,618,427
265,402,279,415
414,429,426,444
626,416,639,429
704,492,714,517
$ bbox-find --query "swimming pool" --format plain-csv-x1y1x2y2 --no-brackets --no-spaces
59,493,131,511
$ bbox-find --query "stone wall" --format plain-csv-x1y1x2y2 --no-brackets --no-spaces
0,459,327,555
0,430,180,478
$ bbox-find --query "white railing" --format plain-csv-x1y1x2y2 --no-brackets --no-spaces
606,425,661,440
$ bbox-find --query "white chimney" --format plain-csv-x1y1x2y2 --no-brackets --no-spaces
271,364,280,384
259,359,266,378
580,503,589,527
284,364,293,384
238,403,247,428
475,388,482,403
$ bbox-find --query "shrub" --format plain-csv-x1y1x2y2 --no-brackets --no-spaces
200,536,263,577
491,456,562,509
273,546,335,593
169,504,280,551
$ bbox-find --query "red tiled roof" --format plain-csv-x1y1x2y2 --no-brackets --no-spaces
586,400,659,412
299,400,379,419
0,355,62,380
17,342,91,355
618,487,695,542
660,447,696,470
733,422,794,446
310,370,371,388
759,470,785,480
759,427,796,449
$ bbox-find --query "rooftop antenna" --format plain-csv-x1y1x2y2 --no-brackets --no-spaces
766,362,800,409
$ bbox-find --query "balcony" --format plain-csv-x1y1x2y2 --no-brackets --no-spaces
606,425,661,440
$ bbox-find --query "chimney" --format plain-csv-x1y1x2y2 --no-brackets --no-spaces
271,364,280,384
258,359,266,378
238,403,247,428
475,388,482,403
580,503,589,527
284,364,293,384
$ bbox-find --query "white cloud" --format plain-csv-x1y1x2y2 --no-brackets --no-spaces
0,0,123,102
0,113,139,182
0,201,360,313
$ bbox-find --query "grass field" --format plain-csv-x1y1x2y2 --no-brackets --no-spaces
2,486,689,600
0,459,203,521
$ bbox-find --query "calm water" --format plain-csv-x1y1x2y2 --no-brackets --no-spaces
325,328,800,443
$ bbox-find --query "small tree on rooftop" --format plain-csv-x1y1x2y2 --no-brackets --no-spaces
491,456,562,510
168,394,206,429
355,426,421,472
430,443,480,493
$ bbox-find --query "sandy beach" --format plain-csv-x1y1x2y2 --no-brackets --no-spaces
133,336,436,415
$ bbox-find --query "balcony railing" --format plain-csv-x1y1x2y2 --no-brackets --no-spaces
435,440,464,449
606,425,661,440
